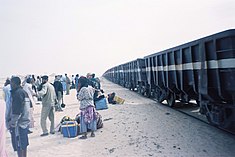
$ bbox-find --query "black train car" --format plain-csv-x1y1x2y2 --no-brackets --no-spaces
136,58,148,95
103,29,235,132
103,58,147,92
103,68,113,82
121,59,148,91
144,29,235,131
104,65,124,85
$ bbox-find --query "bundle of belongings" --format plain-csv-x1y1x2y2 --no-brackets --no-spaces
94,89,108,110
107,92,116,104
75,112,103,130
57,112,103,138
107,92,125,104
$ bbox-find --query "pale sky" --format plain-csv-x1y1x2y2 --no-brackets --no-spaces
0,0,234,77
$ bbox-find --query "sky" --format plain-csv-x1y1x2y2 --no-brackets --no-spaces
0,0,234,77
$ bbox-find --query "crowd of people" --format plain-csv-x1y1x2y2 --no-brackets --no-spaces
0,72,101,157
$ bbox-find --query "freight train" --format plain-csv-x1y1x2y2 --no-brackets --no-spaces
103,29,235,133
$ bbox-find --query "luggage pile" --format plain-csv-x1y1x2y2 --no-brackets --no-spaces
58,112,103,138
57,90,124,138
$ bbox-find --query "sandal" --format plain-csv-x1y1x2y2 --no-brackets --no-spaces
79,135,87,139
91,132,95,137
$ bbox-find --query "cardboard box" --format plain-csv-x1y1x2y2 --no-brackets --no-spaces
113,96,125,104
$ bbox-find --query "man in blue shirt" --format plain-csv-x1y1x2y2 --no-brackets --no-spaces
9,76,30,157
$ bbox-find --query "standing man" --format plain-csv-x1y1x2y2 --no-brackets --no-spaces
71,75,75,89
53,75,63,112
9,76,30,157
74,74,79,93
37,75,57,136
65,74,71,95
35,76,41,91
61,75,66,93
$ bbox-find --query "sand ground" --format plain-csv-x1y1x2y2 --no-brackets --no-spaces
5,77,235,157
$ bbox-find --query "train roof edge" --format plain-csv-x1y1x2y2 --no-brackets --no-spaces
144,29,235,58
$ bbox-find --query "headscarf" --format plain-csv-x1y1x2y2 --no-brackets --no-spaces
78,76,88,89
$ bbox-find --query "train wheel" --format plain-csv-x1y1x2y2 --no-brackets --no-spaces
156,88,165,103
145,85,151,98
137,84,145,95
146,89,151,98
141,87,145,95
137,86,141,94
167,92,175,107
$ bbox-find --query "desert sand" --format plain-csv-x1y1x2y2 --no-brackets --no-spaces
4,77,235,157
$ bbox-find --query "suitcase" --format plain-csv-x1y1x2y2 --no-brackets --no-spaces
61,121,78,138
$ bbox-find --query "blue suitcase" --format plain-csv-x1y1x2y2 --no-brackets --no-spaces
61,121,78,138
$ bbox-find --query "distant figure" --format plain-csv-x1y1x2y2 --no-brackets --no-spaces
95,77,101,89
61,75,66,93
35,76,41,90
87,73,100,89
9,76,30,157
65,74,71,95
0,99,8,157
77,77,97,139
75,74,79,92
91,73,100,89
37,75,57,137
31,75,37,93
21,76,27,87
86,73,94,87
3,78,11,128
71,75,75,89
53,75,63,112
